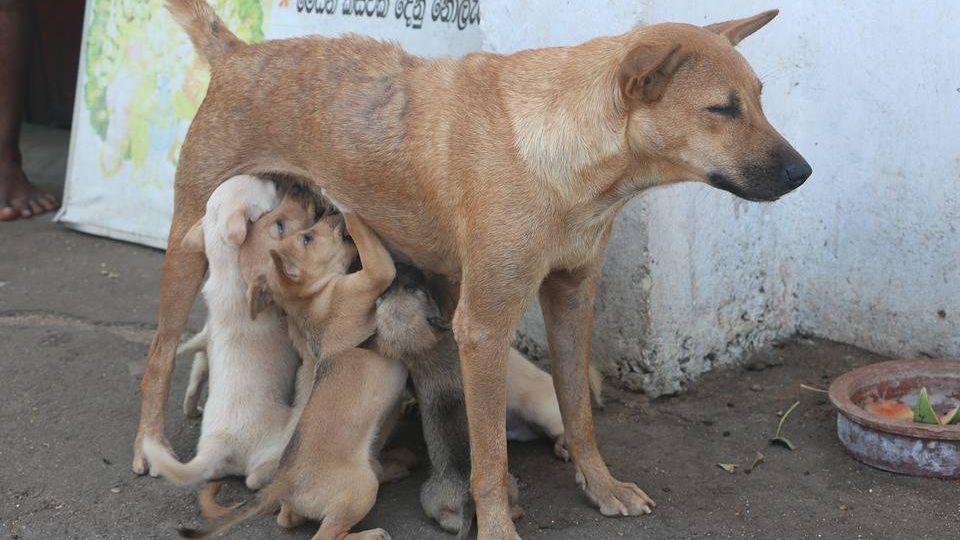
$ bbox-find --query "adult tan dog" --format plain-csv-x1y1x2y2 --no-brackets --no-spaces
137,2,811,538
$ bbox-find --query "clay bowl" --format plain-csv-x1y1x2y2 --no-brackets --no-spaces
828,359,960,478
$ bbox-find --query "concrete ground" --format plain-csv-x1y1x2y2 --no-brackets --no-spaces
2,125,957,539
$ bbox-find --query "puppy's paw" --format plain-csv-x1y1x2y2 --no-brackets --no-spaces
356,528,391,540
320,188,351,214
277,504,306,530
183,397,203,418
507,474,524,521
379,448,418,484
577,470,655,516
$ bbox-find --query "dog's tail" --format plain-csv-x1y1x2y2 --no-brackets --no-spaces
179,480,284,539
142,436,220,487
165,0,243,66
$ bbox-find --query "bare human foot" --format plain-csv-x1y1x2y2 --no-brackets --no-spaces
0,160,58,221
1,1,57,221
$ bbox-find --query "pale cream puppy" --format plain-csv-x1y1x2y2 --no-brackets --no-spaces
143,175,312,490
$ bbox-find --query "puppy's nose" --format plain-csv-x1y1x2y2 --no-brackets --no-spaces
782,158,812,188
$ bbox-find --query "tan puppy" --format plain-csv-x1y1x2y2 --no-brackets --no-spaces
180,211,403,540
141,4,811,537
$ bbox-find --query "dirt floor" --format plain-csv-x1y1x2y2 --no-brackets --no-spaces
2,126,958,539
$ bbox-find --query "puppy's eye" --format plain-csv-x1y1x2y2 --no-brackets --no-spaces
301,233,313,246
275,220,285,235
707,92,741,119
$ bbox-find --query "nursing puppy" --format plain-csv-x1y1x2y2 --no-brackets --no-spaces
180,185,321,419
143,176,308,491
377,264,593,534
180,211,405,540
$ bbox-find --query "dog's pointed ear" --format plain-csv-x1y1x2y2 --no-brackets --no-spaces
705,9,779,46
246,274,272,320
618,43,686,104
270,249,302,283
225,208,249,247
181,219,205,252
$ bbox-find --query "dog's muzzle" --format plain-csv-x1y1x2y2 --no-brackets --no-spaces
710,147,812,202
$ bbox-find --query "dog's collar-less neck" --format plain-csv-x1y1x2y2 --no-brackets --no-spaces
506,44,625,202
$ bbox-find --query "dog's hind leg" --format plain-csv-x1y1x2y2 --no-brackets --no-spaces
132,172,209,474
540,259,655,518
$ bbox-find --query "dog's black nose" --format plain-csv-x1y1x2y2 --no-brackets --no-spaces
783,159,812,188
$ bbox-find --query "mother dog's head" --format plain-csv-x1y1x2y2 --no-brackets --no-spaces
619,10,811,201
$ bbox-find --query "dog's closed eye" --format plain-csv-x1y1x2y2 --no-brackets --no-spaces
707,91,742,119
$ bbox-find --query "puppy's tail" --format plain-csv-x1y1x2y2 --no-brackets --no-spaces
197,481,240,519
142,436,216,487
165,0,243,66
179,480,284,539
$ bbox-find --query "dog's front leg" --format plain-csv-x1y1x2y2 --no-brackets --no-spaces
454,272,534,540
133,220,207,474
540,263,655,517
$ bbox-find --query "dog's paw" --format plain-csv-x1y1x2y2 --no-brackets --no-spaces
138,435,177,478
577,470,655,516
132,447,149,475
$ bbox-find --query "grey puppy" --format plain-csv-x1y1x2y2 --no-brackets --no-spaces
376,264,523,536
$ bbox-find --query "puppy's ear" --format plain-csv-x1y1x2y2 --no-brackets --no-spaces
270,249,302,283
246,274,272,320
225,208,248,246
180,219,205,252
618,43,686,104
705,9,779,46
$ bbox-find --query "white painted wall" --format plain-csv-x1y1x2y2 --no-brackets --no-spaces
781,2,960,358
490,1,960,395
